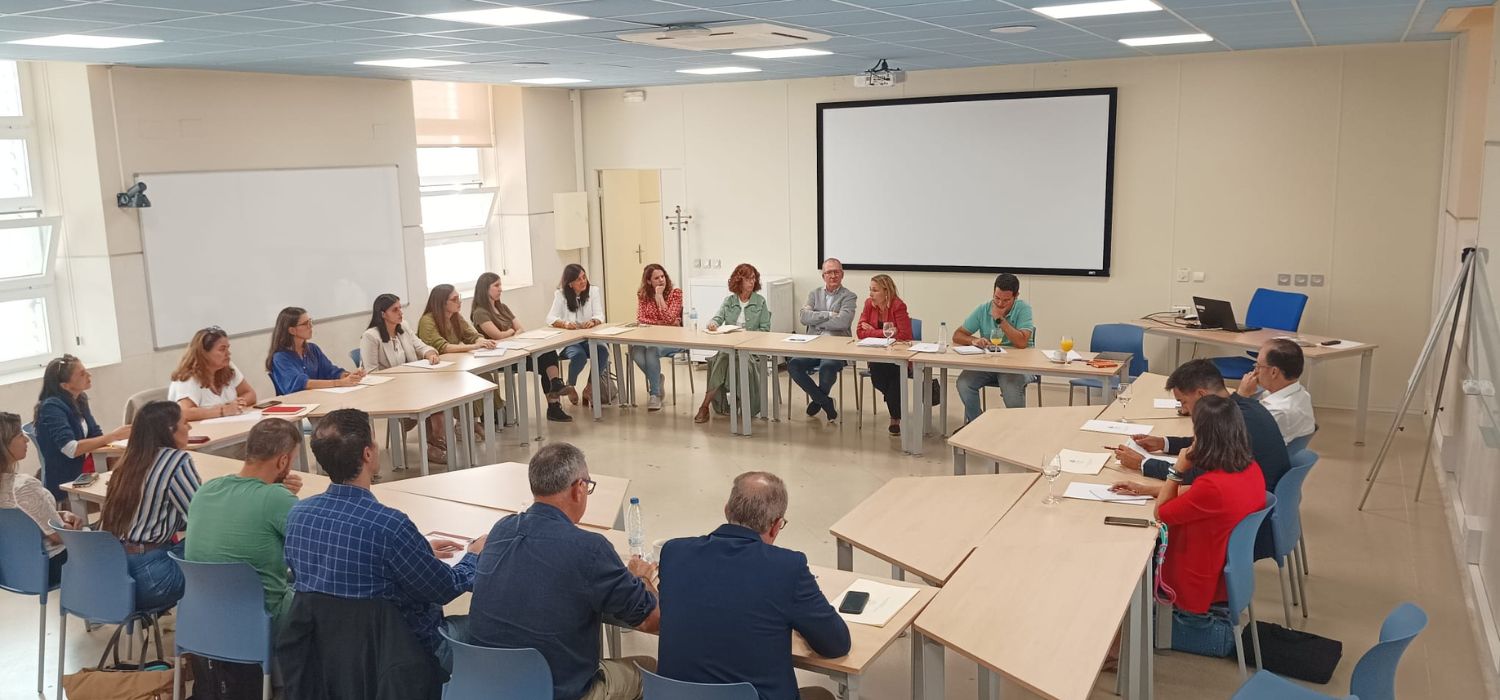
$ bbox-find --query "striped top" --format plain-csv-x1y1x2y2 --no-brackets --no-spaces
118,448,201,545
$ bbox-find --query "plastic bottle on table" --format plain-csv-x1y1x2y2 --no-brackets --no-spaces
627,497,646,559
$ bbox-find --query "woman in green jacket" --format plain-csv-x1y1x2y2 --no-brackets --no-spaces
695,263,772,423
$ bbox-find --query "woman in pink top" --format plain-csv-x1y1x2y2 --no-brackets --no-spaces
630,263,686,412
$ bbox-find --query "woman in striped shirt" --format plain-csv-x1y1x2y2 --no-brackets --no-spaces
630,263,686,412
100,400,201,611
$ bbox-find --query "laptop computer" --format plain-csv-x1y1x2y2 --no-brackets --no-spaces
1192,297,1261,332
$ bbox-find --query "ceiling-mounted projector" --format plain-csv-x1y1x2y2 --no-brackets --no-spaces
854,59,903,88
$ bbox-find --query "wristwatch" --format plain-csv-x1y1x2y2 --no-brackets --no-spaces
1166,468,1185,483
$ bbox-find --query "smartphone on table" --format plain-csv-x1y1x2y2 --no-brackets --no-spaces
838,591,870,615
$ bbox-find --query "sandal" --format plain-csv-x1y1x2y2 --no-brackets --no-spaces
564,385,580,405
694,405,711,423
582,384,594,408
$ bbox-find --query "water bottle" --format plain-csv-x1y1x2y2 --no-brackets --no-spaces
688,308,699,332
627,497,646,559
939,321,949,351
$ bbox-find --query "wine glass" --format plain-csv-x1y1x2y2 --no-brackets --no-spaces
882,322,896,343
989,328,1004,352
1117,381,1133,423
1042,453,1062,505
1060,335,1074,353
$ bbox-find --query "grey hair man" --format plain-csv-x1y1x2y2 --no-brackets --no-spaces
791,257,859,421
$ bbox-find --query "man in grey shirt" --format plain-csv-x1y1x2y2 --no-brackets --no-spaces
790,258,858,421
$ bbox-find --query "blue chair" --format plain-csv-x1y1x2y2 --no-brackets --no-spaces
1232,602,1428,700
22,420,39,451
0,509,59,697
54,526,174,694
1259,451,1318,626
1286,431,1317,576
642,668,757,699
856,318,922,417
1287,431,1315,457
349,347,361,369
440,626,552,700
1068,323,1148,405
170,556,273,700
1225,494,1277,679
1211,289,1308,378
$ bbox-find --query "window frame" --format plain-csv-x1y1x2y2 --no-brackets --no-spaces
0,60,43,215
418,145,506,294
0,215,61,372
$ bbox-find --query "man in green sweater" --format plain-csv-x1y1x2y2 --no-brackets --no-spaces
185,417,305,628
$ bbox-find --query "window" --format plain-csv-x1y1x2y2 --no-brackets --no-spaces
0,60,40,215
418,146,497,291
0,217,59,370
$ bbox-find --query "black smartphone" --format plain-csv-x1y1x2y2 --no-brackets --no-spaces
253,400,281,410
1319,339,1341,346
838,591,870,615
71,473,97,487
1104,516,1152,528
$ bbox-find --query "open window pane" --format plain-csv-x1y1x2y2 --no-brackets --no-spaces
0,61,20,118
425,239,486,291
0,139,33,200
0,220,51,280
0,296,50,362
420,191,494,234
417,147,482,187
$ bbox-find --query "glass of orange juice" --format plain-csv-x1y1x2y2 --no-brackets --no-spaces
1060,335,1074,353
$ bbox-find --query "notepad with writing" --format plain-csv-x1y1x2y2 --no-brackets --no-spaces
952,345,985,356
1062,482,1153,505
909,342,941,353
1081,419,1152,436
516,329,561,340
424,531,474,569
856,337,893,348
496,341,530,350
835,579,921,627
472,348,509,357
403,360,454,370
359,375,394,386
705,325,741,335
783,334,817,343
592,326,632,336
1123,439,1176,465
1056,449,1110,475
1044,349,1085,363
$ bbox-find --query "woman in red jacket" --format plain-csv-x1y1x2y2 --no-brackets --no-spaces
1112,394,1267,614
857,274,912,435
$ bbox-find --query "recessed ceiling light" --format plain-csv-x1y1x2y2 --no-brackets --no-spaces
990,25,1037,34
8,34,161,49
1033,0,1162,20
732,48,833,59
354,58,464,68
1119,33,1213,47
676,66,761,75
513,77,590,85
426,8,588,27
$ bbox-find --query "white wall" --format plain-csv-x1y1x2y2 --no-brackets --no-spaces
582,42,1451,412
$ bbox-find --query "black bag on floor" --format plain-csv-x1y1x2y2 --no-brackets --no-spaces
1240,620,1343,684
187,655,264,700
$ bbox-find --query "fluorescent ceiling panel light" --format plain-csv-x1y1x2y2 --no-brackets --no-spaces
676,66,761,75
8,34,161,48
513,77,590,84
426,8,588,27
1033,0,1161,20
355,58,464,68
1119,33,1213,47
732,48,832,58
991,25,1037,34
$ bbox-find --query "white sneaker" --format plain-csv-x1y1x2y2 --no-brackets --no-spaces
647,394,663,412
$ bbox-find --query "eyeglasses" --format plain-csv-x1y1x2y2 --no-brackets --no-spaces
776,517,789,530
578,478,597,495
295,319,313,328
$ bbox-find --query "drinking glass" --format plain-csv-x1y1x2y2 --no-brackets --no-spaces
1060,335,1074,353
1042,453,1062,504
1117,381,1133,423
989,328,1004,351
882,322,896,342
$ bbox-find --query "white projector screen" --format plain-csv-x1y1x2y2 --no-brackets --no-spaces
818,88,1116,276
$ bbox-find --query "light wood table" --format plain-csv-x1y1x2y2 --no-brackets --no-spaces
1092,372,1181,423
908,347,1131,455
486,327,623,442
914,472,1160,700
372,461,631,531
1130,319,1376,444
797,565,937,700
584,325,757,431
377,348,532,450
828,473,1038,585
61,452,332,520
732,333,917,439
279,371,498,476
947,404,1190,479
93,412,264,459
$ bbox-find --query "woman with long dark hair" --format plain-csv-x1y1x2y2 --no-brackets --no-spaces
101,400,201,611
169,327,258,421
472,272,572,423
266,306,364,395
1,411,83,585
545,264,609,406
33,354,130,499
358,294,447,462
630,263,685,412
416,284,496,355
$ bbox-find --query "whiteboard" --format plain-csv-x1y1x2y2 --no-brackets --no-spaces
817,88,1115,276
138,166,407,348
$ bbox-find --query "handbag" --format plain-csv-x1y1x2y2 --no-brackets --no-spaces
62,668,176,700
1240,620,1344,683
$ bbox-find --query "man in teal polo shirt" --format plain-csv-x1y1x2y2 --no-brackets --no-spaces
951,273,1036,423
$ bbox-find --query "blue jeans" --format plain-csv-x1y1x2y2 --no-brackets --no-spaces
126,541,186,612
788,357,846,409
561,340,609,386
628,346,683,397
956,371,1032,423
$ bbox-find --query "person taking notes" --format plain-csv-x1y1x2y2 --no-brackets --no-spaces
169,326,258,421
952,273,1036,423
266,306,365,395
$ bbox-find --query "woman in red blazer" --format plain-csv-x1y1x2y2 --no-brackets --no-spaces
1113,394,1267,614
857,274,912,435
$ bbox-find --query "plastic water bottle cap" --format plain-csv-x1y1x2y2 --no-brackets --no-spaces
630,497,639,504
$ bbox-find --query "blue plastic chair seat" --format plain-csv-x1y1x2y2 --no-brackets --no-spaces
642,668,758,699
440,627,552,700
1233,602,1427,700
1068,324,1147,402
1231,670,1354,699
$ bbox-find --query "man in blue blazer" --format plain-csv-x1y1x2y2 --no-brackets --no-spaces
658,471,850,700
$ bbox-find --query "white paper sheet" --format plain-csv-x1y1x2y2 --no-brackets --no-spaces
856,337,894,347
705,325,741,335
1081,419,1153,436
472,348,509,357
952,345,985,355
592,326,632,336
1123,439,1177,465
197,411,264,425
910,342,942,353
1152,398,1181,409
425,531,475,568
834,579,921,627
403,360,454,369
318,385,367,394
516,329,561,340
359,375,394,386
1045,349,1085,363
1056,449,1110,475
496,341,531,350
783,334,818,343
1062,482,1153,505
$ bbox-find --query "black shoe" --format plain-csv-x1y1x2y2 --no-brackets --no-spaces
546,404,573,422
806,401,821,417
888,424,901,435
825,403,839,422
549,377,566,395
930,379,942,406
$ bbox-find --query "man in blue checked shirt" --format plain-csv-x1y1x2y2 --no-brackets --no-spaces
285,408,486,672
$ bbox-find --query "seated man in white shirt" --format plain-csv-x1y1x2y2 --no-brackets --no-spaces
1236,338,1316,445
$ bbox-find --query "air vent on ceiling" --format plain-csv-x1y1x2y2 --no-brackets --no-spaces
617,23,830,51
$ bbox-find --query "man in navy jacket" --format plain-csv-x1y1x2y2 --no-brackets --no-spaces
657,471,850,700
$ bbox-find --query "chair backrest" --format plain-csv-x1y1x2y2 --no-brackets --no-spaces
0,508,51,596
1286,431,1315,455
54,526,137,623
440,627,552,700
909,318,923,342
1223,493,1277,618
21,421,39,450
1267,451,1318,560
171,555,273,669
1348,602,1428,700
1089,323,1148,377
123,387,170,425
1244,288,1307,332
642,668,758,700
349,348,361,369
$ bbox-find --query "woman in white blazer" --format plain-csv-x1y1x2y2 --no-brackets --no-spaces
545,264,609,406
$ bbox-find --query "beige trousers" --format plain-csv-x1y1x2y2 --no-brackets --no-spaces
580,656,656,700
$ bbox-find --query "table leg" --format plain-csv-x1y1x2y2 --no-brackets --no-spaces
1355,349,1373,446
458,405,474,469
891,564,905,581
69,496,87,521
418,413,431,477
761,354,772,423
899,361,912,454
442,409,456,475
738,350,752,436
612,343,627,408
1106,361,1127,403
515,366,530,452
1124,566,1153,700
590,340,604,422
485,391,498,464
842,673,860,700
771,355,783,421
940,368,949,438
623,344,636,407
837,540,853,571
916,631,944,700
1171,338,1182,369
502,370,517,427
531,364,544,442
977,666,998,700
953,445,967,476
